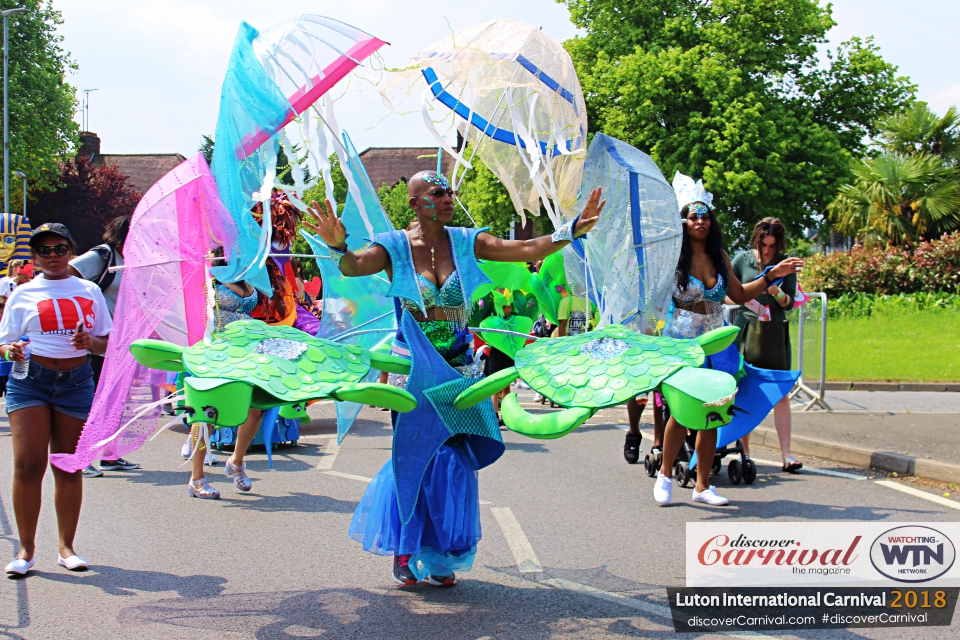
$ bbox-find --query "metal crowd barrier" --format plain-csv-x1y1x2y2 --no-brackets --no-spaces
723,293,831,412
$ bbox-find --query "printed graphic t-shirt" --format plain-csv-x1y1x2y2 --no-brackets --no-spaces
557,294,595,336
0,275,113,359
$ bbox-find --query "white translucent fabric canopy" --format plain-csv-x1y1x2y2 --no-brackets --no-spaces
381,18,587,227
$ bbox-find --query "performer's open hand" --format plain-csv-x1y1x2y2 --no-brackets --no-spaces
574,187,605,238
304,199,348,251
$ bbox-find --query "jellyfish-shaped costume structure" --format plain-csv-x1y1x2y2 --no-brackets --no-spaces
381,18,587,226
51,155,236,472
570,134,682,333
211,14,386,294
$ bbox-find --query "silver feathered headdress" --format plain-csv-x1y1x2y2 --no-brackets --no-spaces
672,171,714,212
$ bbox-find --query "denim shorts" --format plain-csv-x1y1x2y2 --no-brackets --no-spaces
5,359,96,420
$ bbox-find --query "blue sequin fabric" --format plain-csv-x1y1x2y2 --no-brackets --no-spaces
214,284,259,332
664,274,728,339
401,271,465,312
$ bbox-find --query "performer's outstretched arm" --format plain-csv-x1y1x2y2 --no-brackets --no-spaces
304,199,390,277
475,187,605,263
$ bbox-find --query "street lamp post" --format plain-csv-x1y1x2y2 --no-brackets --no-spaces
3,6,28,214
13,169,25,220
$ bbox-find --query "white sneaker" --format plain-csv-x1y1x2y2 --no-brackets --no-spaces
653,472,673,506
204,451,218,466
692,486,729,506
181,436,192,459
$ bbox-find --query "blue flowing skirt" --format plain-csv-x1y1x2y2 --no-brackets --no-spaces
349,442,481,579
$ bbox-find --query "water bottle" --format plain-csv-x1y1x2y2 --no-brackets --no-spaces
10,336,30,380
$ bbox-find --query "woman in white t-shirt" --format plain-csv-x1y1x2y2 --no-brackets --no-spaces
0,223,112,576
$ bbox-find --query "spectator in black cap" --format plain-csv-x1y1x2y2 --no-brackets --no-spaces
1,222,112,575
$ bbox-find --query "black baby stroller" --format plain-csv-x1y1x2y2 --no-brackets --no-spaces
642,395,757,486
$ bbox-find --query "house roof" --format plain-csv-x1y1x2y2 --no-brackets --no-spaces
97,154,187,193
358,147,456,191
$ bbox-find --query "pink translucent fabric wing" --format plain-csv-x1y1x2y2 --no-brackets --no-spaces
51,154,235,472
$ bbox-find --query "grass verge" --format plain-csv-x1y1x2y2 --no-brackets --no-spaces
818,310,960,382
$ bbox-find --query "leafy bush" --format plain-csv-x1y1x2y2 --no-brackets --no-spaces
827,292,960,319
804,231,960,297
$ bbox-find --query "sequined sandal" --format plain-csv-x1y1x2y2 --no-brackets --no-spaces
225,457,252,492
187,477,220,500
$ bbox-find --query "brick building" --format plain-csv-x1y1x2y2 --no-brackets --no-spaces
78,132,186,193
358,147,456,190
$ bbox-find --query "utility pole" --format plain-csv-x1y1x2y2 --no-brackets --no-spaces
3,6,28,213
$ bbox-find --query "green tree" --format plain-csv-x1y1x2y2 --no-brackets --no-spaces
291,154,348,280
827,103,960,244
378,180,415,230
3,0,79,209
874,103,960,161
456,154,517,238
198,134,214,166
562,0,915,245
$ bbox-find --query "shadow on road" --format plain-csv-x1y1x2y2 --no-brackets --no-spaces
116,565,873,639
35,565,227,598
219,491,358,514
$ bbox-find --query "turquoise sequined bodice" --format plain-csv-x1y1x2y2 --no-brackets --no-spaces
673,273,727,305
214,283,259,332
401,271,465,312
664,274,728,339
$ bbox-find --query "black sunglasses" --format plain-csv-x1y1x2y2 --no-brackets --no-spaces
35,244,70,258
759,221,784,231
426,188,457,199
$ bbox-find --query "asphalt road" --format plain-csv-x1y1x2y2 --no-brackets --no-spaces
1,398,959,639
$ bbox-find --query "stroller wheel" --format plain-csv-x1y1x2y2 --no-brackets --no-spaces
728,459,743,485
675,461,691,488
644,454,656,477
711,456,722,475
742,458,757,485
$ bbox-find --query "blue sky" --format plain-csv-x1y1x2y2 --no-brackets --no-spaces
52,0,959,156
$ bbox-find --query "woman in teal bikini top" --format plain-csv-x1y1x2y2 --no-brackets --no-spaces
653,191,803,508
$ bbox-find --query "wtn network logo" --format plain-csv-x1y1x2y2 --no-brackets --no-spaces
870,526,956,583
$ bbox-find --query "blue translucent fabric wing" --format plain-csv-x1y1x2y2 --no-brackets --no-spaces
209,22,288,294
303,131,396,443
211,17,387,294
572,133,681,332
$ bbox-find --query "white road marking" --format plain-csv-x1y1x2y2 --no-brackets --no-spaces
297,433,337,439
322,470,371,483
479,500,492,505
749,457,867,480
490,507,542,573
315,438,340,470
876,480,960,511
541,578,671,618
